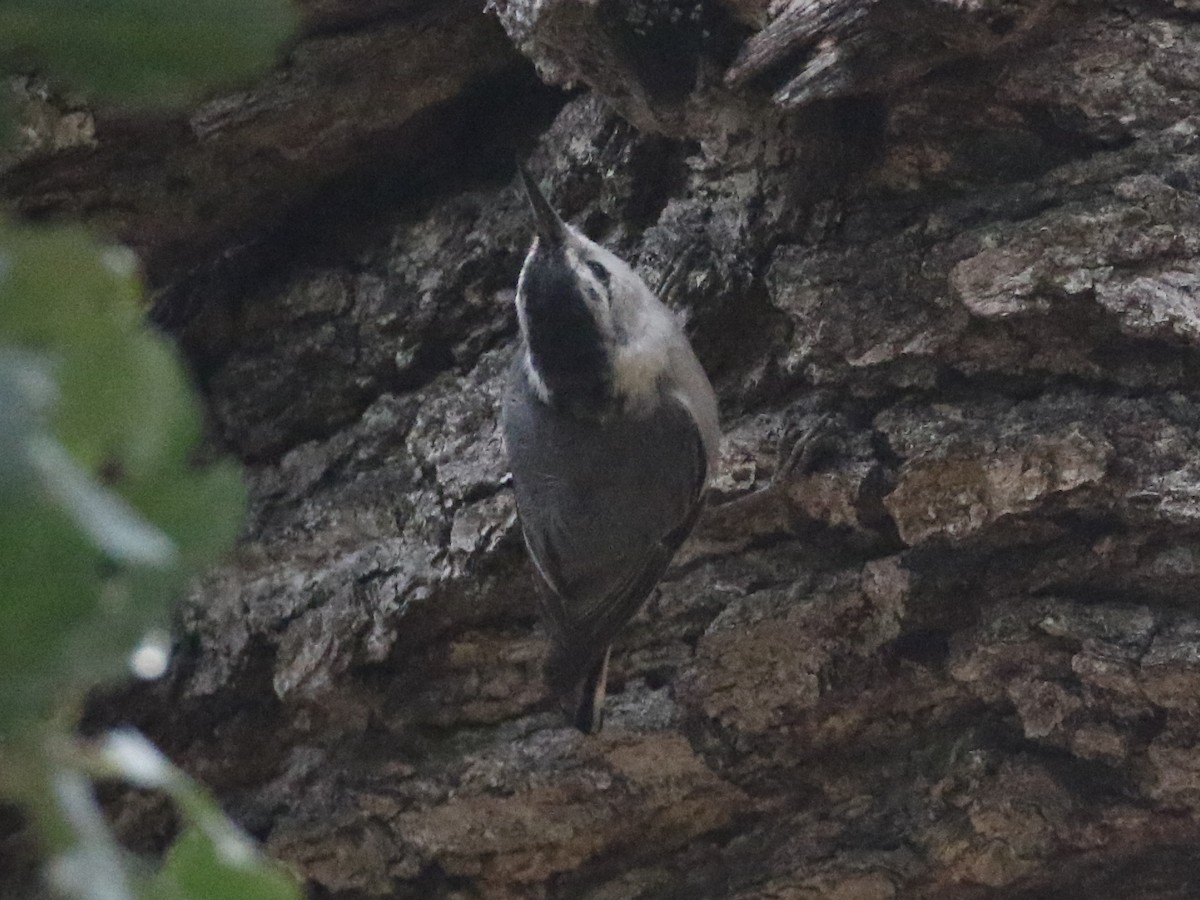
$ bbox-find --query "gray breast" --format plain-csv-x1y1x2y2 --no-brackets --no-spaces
501,353,706,641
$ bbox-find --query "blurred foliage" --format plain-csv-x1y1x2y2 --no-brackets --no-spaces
0,0,296,107
0,3,301,899
0,223,246,729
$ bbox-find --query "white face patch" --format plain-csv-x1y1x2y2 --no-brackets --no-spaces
514,240,538,343
611,301,676,414
515,241,553,403
514,220,685,414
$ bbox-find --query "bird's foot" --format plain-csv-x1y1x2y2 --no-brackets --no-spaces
689,412,837,553
770,411,836,491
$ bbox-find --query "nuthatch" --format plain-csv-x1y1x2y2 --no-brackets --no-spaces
502,164,719,733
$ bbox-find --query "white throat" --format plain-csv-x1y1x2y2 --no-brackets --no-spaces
610,302,677,414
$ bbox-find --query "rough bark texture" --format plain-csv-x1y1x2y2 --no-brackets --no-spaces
9,0,1200,897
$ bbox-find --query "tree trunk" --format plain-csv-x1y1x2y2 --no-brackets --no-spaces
9,1,1200,896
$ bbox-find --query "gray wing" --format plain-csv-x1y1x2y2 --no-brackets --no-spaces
528,428,706,655
502,357,708,664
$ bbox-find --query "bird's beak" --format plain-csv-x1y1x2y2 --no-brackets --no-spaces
518,162,567,247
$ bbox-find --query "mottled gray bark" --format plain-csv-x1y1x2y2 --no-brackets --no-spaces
9,1,1200,897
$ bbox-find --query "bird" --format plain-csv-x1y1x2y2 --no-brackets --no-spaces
501,163,720,733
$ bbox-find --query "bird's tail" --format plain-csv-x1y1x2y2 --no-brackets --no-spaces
544,643,611,734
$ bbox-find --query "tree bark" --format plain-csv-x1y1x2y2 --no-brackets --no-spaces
10,1,1200,897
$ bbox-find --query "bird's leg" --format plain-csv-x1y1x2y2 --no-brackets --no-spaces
729,411,835,509
651,245,695,300
688,413,835,552
770,412,835,491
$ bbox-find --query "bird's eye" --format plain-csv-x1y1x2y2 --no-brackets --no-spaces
585,260,610,287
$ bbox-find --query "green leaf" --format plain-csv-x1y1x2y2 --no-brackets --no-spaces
0,485,101,726
0,348,53,492
44,769,137,900
0,0,297,106
158,829,301,900
0,4,286,897
30,434,177,568
1,229,179,475
0,218,245,732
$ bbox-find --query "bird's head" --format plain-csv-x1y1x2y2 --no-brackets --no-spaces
515,165,663,412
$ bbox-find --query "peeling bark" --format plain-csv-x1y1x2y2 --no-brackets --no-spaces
8,1,1200,897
